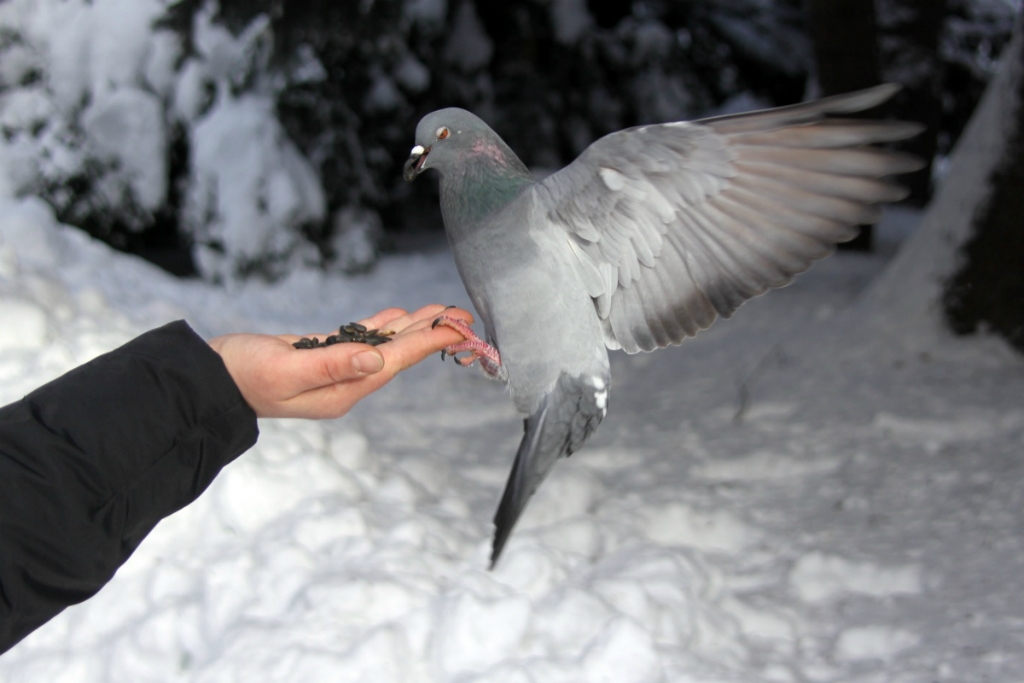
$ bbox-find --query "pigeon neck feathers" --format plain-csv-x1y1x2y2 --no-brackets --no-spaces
440,137,533,228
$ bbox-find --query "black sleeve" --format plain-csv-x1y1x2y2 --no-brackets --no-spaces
0,320,259,655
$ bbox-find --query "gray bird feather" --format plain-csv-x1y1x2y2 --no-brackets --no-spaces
405,84,923,566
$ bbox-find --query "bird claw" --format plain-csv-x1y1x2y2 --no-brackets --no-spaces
433,315,503,378
440,347,476,366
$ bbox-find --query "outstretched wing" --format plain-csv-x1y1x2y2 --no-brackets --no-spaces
539,84,924,353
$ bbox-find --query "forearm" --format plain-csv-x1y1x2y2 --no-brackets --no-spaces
0,320,258,655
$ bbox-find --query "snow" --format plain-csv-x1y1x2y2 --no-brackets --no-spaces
174,8,329,280
364,69,403,112
330,205,383,274
788,553,922,603
443,1,493,72
185,92,326,280
405,0,448,27
82,87,168,210
2,180,1024,682
550,0,594,46
0,298,48,351
394,54,432,94
834,626,920,662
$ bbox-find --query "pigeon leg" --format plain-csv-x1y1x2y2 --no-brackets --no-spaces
432,315,503,379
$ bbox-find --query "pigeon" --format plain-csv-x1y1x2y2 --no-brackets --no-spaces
403,84,923,567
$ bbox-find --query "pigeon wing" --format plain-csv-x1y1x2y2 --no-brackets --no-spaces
539,84,924,353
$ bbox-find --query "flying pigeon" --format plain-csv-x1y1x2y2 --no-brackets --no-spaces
403,84,923,567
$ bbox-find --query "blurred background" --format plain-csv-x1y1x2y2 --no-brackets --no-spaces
0,0,1018,336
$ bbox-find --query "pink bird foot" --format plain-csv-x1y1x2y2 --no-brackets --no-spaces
432,315,503,379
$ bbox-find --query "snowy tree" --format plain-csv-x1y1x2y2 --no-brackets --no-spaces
0,0,180,263
0,0,1017,282
859,17,1023,352
944,15,1024,352
157,1,395,278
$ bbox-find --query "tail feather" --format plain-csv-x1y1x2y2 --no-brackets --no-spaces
490,372,607,568
491,413,549,567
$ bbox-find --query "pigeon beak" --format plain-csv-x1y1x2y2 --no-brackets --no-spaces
403,144,430,182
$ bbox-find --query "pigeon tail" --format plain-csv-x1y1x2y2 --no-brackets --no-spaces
490,372,607,568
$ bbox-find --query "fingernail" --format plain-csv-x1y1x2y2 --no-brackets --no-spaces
353,351,384,374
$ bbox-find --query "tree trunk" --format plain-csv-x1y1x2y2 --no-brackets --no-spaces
804,0,883,251
805,0,883,94
877,0,947,206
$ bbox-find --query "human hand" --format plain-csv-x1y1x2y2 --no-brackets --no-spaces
209,304,473,419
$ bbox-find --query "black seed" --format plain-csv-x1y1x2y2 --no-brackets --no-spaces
294,325,394,349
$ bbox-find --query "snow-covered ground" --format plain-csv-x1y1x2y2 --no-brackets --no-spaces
1,194,1023,682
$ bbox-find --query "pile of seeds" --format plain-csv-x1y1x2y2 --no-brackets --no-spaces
292,323,394,349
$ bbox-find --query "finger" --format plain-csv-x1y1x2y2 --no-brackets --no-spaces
381,305,475,338
294,306,447,342
385,306,474,340
287,306,473,342
283,308,411,341
376,319,472,375
355,307,409,331
364,305,436,337
408,304,474,327
277,340,385,393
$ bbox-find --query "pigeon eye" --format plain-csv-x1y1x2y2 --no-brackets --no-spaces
436,126,450,140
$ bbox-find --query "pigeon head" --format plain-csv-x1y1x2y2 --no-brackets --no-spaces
403,108,529,183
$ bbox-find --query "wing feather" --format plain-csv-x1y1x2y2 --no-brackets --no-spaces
651,246,704,337
733,145,923,176
679,206,765,308
732,160,910,203
700,83,902,132
539,84,924,353
729,119,924,148
711,191,836,261
727,174,882,225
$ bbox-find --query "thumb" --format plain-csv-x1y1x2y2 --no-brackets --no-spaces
350,348,386,375
287,343,385,391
